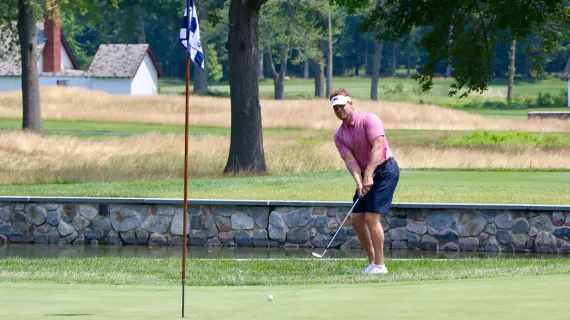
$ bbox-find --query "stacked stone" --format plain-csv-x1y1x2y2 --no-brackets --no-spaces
381,209,570,253
0,203,360,248
1,202,569,254
0,203,164,246
208,206,356,249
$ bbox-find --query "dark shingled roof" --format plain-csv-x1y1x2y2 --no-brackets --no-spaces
88,44,163,78
0,44,45,77
1,24,160,79
0,22,79,76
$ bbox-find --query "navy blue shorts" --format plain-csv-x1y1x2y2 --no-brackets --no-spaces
352,158,400,214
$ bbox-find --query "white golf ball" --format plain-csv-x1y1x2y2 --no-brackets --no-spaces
267,295,273,301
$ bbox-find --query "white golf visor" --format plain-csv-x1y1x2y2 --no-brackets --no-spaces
330,95,352,108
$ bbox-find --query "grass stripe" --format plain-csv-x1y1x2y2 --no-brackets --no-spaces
1,170,568,204
1,257,569,286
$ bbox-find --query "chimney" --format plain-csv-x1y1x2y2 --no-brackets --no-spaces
43,0,61,73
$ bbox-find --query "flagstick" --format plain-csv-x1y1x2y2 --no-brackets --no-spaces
182,56,191,318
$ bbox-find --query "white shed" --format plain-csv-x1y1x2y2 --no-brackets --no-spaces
88,44,162,96
0,20,162,96
0,21,83,91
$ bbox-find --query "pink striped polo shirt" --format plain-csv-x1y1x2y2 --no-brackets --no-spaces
334,111,394,172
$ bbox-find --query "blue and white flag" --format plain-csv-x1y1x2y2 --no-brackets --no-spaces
179,0,204,70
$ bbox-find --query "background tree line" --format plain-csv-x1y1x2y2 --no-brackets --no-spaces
2,0,569,174
61,0,570,97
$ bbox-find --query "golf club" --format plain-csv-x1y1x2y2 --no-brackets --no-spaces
312,198,360,258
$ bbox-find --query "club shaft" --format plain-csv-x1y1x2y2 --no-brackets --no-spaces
325,198,359,249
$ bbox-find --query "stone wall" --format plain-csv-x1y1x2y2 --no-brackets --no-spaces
527,111,570,120
1,198,569,254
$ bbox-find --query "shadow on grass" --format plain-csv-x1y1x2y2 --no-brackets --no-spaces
47,314,93,317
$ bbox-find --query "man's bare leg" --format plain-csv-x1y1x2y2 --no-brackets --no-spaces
365,213,385,266
350,213,375,264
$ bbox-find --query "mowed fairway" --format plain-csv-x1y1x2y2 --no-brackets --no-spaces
2,275,569,319
1,170,569,204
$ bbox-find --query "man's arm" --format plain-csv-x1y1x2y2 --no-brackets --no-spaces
363,135,385,193
342,151,364,197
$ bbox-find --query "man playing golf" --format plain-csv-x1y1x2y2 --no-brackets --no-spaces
330,88,400,274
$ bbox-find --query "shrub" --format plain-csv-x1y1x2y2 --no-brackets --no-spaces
554,89,568,106
289,92,315,99
444,131,570,147
380,80,405,95
536,92,553,106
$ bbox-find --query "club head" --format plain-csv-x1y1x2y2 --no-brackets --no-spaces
312,252,324,258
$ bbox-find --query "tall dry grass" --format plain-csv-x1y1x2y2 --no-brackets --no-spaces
2,88,569,184
1,87,569,132
2,131,569,184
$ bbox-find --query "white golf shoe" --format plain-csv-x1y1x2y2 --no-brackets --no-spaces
361,264,377,274
369,264,388,274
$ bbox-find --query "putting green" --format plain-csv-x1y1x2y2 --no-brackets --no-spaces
2,275,568,319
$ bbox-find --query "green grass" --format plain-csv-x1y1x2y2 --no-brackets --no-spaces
2,258,570,319
0,118,446,139
0,118,229,135
0,118,463,146
1,170,569,204
4,118,570,149
1,257,570,286
161,77,568,101
443,131,570,148
458,107,570,119
159,77,569,119
0,118,226,136
0,118,315,137
2,275,569,319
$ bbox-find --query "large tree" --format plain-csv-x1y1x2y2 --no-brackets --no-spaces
223,0,269,174
335,0,570,97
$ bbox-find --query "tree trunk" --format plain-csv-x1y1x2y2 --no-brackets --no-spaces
525,54,532,78
391,41,398,76
326,10,333,97
407,33,412,76
224,0,267,174
303,59,309,79
364,37,369,76
313,40,325,98
355,63,359,76
274,77,284,99
18,0,42,134
258,50,264,80
137,7,145,43
370,39,384,100
445,26,453,78
507,39,516,102
277,47,288,99
193,33,208,94
370,0,385,101
267,45,288,100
